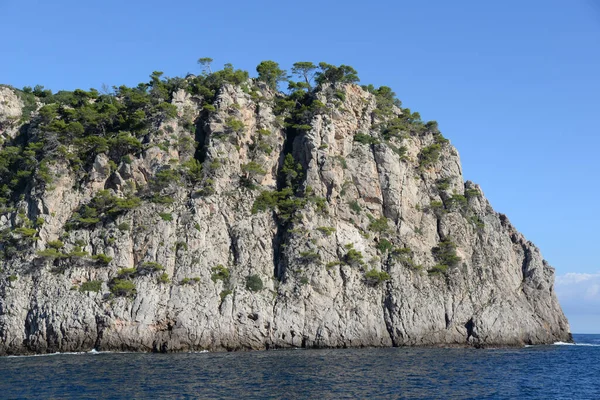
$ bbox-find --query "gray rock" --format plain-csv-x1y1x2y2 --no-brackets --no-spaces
0,82,571,355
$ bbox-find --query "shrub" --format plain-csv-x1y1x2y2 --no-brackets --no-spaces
469,215,485,229
211,265,230,283
280,154,303,189
326,261,342,269
47,240,64,249
348,200,361,214
335,156,348,169
158,212,173,221
354,133,379,145
376,239,393,253
80,280,102,293
425,120,439,131
391,247,412,259
8,275,18,282
387,142,408,160
158,273,170,284
139,262,164,274
151,195,175,204
117,267,137,278
36,248,66,259
344,247,364,267
428,264,448,275
92,253,112,265
117,222,130,231
299,251,321,263
182,158,203,181
225,117,245,133
13,227,37,238
447,194,467,212
292,124,312,131
432,239,460,268
68,247,89,258
316,226,336,236
241,161,266,187
246,274,263,292
209,159,222,170
363,85,402,116
220,289,232,300
152,168,180,190
241,161,266,177
365,269,391,284
433,132,449,145
436,178,451,191
368,216,390,233
110,279,136,297
465,188,480,199
418,144,442,168
429,200,446,216
251,188,306,223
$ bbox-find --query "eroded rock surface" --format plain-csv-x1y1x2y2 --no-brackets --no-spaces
0,80,571,355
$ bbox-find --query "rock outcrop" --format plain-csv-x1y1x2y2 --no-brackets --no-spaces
0,76,571,355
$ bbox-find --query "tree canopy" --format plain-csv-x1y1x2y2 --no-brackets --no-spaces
256,60,287,90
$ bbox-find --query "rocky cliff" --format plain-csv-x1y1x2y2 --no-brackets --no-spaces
0,66,571,355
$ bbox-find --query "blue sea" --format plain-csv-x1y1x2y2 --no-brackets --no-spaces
0,334,598,399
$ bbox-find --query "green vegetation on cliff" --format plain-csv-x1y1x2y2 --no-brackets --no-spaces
1,58,457,283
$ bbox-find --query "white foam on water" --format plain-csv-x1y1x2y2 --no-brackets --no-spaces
7,351,88,358
553,341,600,347
6,349,138,358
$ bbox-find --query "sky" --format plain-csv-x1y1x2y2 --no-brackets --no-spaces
1,0,599,333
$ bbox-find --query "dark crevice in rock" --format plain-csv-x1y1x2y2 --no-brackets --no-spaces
435,216,444,241
465,318,476,343
521,245,532,281
272,229,284,281
271,104,314,281
383,290,398,347
227,228,240,266
193,114,209,163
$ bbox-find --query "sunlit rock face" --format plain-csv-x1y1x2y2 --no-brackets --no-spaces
0,78,571,355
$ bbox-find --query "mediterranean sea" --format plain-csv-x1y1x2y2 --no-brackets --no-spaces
1,334,598,399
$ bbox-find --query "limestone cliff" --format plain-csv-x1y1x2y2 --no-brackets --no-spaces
0,71,571,355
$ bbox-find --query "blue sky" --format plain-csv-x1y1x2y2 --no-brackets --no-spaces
1,0,599,333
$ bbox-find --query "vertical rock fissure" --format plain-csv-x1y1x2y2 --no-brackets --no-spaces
271,91,316,280
271,122,302,280
383,282,398,347
193,113,209,163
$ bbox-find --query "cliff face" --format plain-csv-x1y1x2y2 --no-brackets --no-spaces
0,78,571,355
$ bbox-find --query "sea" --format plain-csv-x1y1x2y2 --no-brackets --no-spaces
0,334,598,399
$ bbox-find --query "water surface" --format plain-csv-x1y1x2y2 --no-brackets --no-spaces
1,334,598,399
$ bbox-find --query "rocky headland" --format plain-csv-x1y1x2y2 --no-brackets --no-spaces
0,61,571,355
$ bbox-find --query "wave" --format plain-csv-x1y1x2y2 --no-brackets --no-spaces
554,341,600,347
6,348,212,358
8,350,94,358
6,349,133,358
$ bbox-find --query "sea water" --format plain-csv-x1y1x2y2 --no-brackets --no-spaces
0,334,598,399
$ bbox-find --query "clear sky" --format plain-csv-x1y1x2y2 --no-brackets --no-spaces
1,0,599,333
